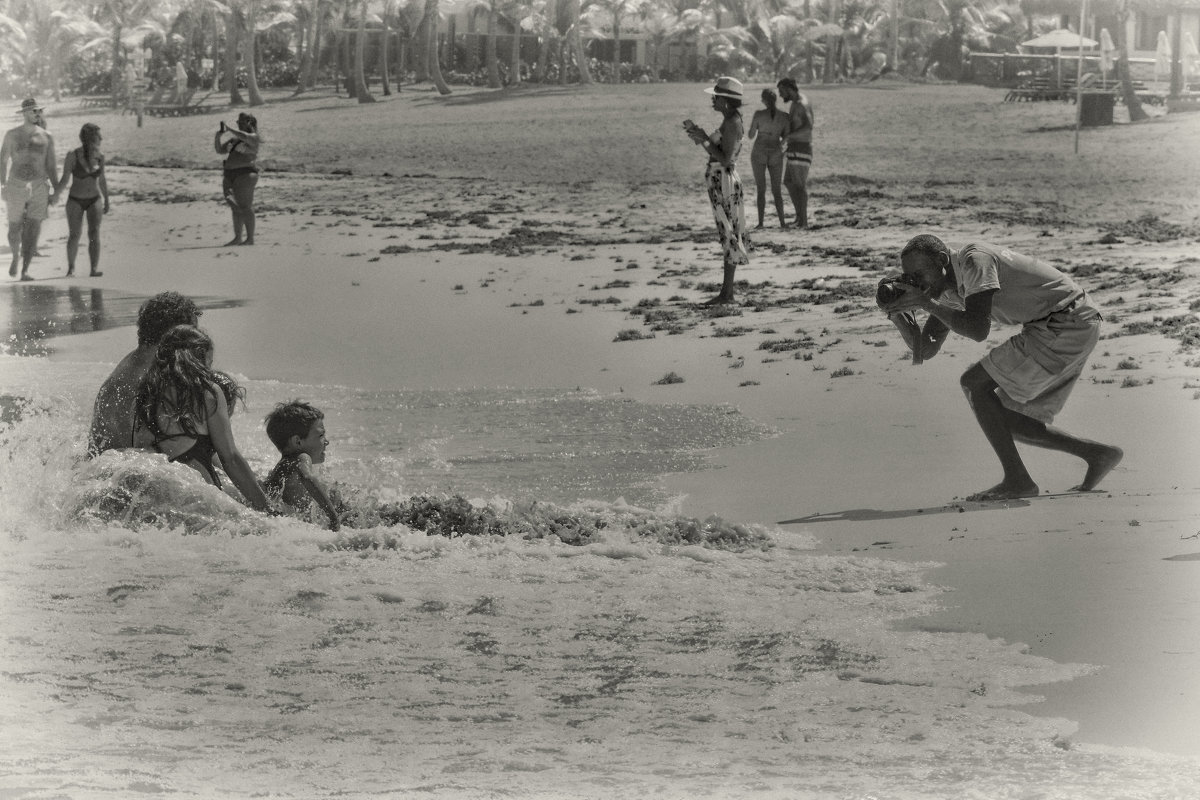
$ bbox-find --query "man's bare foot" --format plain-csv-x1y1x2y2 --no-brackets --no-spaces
240,239,254,246
89,270,103,277
965,481,1040,502
704,293,735,305
754,223,764,230
19,272,33,282
223,238,243,247
8,260,17,277
65,268,75,277
1071,445,1123,492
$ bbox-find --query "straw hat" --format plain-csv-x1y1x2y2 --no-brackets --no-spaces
704,77,744,100
19,98,43,113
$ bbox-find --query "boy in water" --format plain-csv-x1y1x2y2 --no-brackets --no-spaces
263,400,342,530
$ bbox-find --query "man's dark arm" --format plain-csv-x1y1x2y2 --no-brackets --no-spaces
919,289,995,342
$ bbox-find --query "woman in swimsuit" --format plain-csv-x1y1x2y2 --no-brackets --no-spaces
214,112,262,246
134,324,272,513
53,123,108,277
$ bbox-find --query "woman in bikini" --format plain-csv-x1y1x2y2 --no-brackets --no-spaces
134,324,272,513
214,112,262,246
53,123,108,277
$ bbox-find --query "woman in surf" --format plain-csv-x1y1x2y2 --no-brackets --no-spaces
134,324,272,512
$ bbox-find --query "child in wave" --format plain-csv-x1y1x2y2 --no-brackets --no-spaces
263,400,343,531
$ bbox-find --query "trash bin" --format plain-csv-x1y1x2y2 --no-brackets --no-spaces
1079,91,1114,126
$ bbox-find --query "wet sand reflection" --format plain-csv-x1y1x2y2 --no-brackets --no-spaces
0,286,243,356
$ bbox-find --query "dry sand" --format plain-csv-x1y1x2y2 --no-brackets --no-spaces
3,81,1200,783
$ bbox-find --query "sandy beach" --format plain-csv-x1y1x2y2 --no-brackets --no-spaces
2,82,1199,797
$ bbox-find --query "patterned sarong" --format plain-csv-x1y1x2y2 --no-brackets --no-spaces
704,162,749,267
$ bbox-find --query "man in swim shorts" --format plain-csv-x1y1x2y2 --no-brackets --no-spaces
775,78,813,229
88,292,202,455
877,234,1123,501
1,98,57,280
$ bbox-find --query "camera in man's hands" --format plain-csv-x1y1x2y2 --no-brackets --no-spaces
219,121,226,133
875,273,920,307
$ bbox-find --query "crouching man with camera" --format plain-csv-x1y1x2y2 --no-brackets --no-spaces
877,234,1123,501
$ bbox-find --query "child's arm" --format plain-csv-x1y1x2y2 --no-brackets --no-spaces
294,454,342,531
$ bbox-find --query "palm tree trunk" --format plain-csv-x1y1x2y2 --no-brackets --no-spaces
487,4,501,88
245,0,265,105
510,25,521,86
415,5,430,82
296,0,322,93
568,2,591,85
612,18,620,84
425,0,452,94
355,0,376,101
1114,2,1148,121
225,13,246,104
110,25,123,108
380,1,393,95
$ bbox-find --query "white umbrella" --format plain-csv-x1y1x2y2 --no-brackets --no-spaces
1099,28,1115,77
1184,32,1200,80
1155,30,1171,81
1022,29,1097,88
1021,29,1097,49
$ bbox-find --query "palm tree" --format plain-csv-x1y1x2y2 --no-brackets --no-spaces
423,0,453,93
1112,0,1147,120
95,0,162,107
379,0,393,94
354,0,377,99
592,0,641,82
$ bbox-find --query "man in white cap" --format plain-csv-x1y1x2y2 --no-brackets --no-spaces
1,98,57,280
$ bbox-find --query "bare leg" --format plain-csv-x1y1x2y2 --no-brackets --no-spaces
707,261,736,305
751,157,766,229
793,163,809,229
232,172,258,245
768,157,786,227
85,200,103,276
20,219,41,279
65,198,84,276
960,364,1039,500
7,222,19,277
782,166,802,228
960,363,1122,498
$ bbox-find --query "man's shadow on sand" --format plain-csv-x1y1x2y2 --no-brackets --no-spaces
780,491,1106,524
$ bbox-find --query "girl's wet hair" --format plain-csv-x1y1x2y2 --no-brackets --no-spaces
135,325,244,434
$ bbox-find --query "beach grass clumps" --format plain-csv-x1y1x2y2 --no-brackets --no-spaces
614,328,654,342
653,371,685,385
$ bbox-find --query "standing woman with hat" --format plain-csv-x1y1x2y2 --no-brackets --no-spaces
214,112,263,246
1,98,57,280
53,123,109,277
684,77,750,304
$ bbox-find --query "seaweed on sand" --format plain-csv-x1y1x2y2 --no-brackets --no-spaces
324,494,774,553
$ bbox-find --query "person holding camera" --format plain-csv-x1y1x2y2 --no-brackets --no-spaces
877,234,1123,502
683,77,750,305
214,112,262,246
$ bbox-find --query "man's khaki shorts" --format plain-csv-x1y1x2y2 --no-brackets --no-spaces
981,301,1100,424
4,181,50,223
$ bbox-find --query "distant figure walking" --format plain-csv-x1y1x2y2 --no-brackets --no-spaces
746,88,789,229
1,98,57,280
684,77,750,304
134,324,272,512
214,112,262,246
877,234,1123,501
775,78,814,229
53,123,109,277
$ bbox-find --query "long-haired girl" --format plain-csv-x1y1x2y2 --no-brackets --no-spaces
54,122,109,277
135,324,271,512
